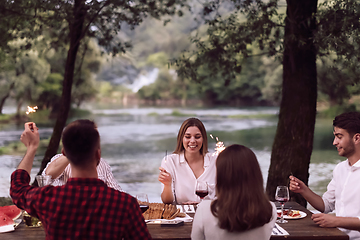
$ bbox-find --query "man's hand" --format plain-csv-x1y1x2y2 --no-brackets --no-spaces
20,122,40,149
17,122,40,174
312,213,338,228
289,175,308,194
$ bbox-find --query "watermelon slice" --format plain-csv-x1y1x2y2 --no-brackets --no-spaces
0,205,22,220
0,212,14,233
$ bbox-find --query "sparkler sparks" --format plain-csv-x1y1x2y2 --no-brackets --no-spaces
210,134,225,155
26,106,38,115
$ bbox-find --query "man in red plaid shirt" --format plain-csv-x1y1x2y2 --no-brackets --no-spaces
10,120,152,239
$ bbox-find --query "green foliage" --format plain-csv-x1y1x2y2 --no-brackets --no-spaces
166,0,360,108
68,108,92,118
98,81,114,97
0,114,12,123
11,51,51,113
0,1,40,53
0,137,50,156
0,197,13,207
137,69,176,101
317,104,357,118
316,0,360,63
168,0,285,106
146,52,170,68
169,110,193,117
172,0,283,80
37,73,63,110
26,109,51,124
314,0,360,105
96,81,133,105
262,63,282,104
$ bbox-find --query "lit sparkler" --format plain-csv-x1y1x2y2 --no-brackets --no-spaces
210,134,225,155
26,106,38,115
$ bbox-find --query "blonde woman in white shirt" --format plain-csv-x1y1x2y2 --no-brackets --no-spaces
158,118,217,204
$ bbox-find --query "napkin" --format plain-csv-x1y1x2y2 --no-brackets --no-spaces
271,223,289,236
178,205,195,213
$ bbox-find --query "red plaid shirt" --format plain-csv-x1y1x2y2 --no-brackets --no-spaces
11,169,152,240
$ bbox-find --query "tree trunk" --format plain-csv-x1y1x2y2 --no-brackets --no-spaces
37,0,86,176
0,82,14,114
16,98,23,117
266,0,318,207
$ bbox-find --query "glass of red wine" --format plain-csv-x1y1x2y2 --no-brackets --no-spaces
195,181,208,203
136,193,149,213
275,186,290,223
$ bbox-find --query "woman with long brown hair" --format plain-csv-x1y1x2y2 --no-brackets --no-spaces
158,118,217,204
191,144,276,240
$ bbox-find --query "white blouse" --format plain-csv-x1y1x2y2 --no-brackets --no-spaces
42,154,123,192
191,200,277,240
160,152,217,204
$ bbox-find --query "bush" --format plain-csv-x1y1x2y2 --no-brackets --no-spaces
318,104,357,118
0,197,14,206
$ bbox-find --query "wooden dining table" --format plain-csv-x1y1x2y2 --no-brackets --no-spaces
1,201,349,239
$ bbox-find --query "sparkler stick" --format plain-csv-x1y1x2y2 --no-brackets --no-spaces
160,150,168,173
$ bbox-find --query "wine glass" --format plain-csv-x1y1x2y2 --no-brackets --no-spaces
195,181,208,202
35,175,52,187
275,186,290,223
136,193,149,213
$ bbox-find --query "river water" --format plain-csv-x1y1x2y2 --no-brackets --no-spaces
0,107,343,205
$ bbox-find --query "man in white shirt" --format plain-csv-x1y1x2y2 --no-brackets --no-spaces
290,111,360,240
42,153,123,192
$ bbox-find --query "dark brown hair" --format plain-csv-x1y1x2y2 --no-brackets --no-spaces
211,144,273,232
173,118,208,155
62,119,100,166
333,111,360,136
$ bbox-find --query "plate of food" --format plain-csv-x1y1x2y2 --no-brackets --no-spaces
277,209,307,219
143,203,193,223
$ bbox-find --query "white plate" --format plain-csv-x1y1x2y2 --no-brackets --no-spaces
0,224,15,233
277,210,307,219
146,213,193,224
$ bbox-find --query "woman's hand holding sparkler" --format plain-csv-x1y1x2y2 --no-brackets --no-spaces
158,167,172,186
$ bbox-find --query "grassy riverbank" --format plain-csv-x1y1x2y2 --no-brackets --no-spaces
0,197,13,206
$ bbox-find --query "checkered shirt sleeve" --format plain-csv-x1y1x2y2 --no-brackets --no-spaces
11,169,151,240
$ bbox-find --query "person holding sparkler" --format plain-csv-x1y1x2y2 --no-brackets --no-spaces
158,118,217,204
27,106,122,192
11,120,151,239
